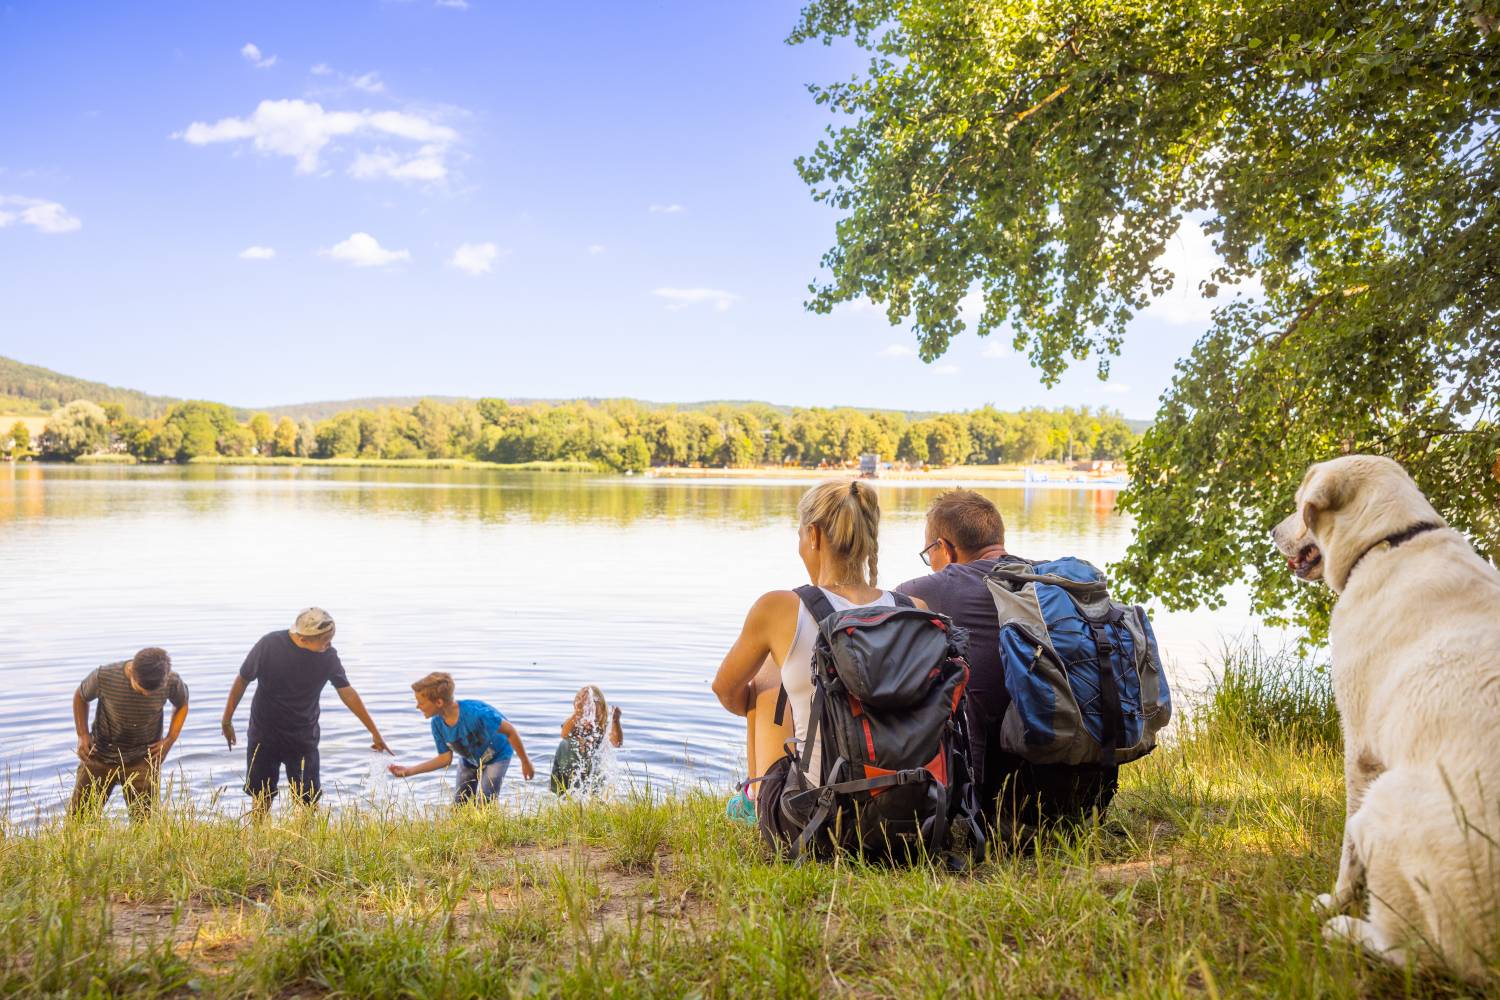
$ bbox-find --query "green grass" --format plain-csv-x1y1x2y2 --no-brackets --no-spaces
73,453,139,465
183,456,600,472
2,652,1491,998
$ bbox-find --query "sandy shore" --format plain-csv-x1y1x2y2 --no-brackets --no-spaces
646,463,1128,485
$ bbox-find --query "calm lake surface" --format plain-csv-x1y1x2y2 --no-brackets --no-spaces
0,465,1275,820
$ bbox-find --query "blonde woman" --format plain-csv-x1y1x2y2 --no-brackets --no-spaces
712,480,927,825
549,684,623,794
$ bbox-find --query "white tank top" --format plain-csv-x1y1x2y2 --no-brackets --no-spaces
770,587,896,785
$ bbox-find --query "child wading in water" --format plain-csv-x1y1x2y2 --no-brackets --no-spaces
549,685,623,795
387,672,535,802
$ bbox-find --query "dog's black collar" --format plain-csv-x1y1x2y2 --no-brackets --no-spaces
1346,521,1443,582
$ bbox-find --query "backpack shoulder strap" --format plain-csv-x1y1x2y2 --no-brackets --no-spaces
891,591,915,608
793,584,837,623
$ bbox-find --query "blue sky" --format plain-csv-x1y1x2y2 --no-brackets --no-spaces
0,1,1232,419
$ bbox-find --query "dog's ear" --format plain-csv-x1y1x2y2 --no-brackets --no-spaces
1300,465,1348,535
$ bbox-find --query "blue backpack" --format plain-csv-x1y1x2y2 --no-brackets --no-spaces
985,557,1171,766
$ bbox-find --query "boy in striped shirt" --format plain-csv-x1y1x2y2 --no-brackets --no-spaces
70,647,189,819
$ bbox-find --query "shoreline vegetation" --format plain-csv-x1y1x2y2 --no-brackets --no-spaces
20,453,1131,483
2,394,1140,475
4,646,1475,997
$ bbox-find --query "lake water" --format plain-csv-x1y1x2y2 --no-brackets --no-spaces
0,465,1274,820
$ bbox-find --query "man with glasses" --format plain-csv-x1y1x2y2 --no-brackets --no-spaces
896,489,1117,845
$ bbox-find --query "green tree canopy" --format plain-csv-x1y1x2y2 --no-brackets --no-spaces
5,420,30,458
793,0,1500,633
40,400,110,459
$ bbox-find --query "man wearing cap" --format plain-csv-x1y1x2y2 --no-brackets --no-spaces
220,608,389,813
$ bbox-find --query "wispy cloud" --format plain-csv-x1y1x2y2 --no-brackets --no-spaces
238,245,275,260
587,244,606,255
0,195,81,234
980,339,1010,359
881,343,915,358
447,241,500,275
241,43,278,70
310,64,386,95
175,99,458,182
435,0,469,7
653,287,738,312
932,364,961,376
1147,219,1262,325
322,232,410,267
648,203,684,214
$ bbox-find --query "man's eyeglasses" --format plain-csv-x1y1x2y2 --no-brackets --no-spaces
919,539,946,567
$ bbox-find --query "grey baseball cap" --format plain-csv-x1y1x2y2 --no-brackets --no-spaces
292,607,335,636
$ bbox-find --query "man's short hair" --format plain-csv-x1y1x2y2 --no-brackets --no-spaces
132,647,172,690
927,489,1005,554
411,671,456,704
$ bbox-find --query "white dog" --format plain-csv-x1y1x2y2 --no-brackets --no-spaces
1273,454,1500,979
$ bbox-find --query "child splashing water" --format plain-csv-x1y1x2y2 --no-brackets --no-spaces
549,685,623,795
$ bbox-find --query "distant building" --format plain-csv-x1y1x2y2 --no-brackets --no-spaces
859,453,881,478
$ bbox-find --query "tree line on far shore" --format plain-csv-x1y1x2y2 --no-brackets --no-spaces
3,397,1139,471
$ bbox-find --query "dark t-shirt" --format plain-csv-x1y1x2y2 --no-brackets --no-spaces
895,557,1029,719
239,630,350,750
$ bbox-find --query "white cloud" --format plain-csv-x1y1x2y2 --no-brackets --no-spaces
436,0,469,7
349,145,447,181
980,339,1010,359
881,343,915,358
0,195,81,234
175,99,459,182
238,245,275,260
932,364,961,376
311,63,333,76
322,232,411,267
448,241,499,275
1146,219,1262,325
241,43,278,69
348,72,385,94
587,244,606,255
653,287,738,312
648,203,685,214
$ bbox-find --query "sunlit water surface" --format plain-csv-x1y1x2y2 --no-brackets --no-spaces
0,465,1278,820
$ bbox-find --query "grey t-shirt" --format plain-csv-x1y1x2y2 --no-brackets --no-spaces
896,557,1026,720
79,661,189,764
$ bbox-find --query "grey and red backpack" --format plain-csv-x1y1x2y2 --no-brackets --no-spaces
761,586,985,865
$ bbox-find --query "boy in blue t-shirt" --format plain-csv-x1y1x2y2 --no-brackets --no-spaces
387,672,535,802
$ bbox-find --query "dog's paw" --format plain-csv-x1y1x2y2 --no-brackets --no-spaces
1322,915,1358,945
1313,890,1355,917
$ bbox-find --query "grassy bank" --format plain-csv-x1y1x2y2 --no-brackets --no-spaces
2,649,1485,998
183,456,600,472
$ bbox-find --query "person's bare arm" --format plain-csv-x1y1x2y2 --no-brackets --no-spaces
336,685,389,752
73,689,92,760
221,675,249,748
150,701,189,764
712,591,791,717
609,706,623,748
498,720,535,780
388,750,452,778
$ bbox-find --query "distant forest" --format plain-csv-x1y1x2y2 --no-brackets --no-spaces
1,355,1140,469
7,397,1135,470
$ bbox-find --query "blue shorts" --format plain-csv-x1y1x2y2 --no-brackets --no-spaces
455,756,510,804
245,742,321,804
